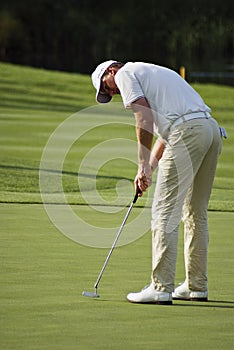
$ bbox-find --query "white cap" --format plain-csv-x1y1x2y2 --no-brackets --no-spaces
91,60,117,103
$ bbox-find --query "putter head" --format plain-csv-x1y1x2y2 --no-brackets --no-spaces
82,291,100,298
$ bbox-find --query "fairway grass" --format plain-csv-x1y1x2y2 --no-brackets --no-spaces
0,63,234,349
0,63,233,210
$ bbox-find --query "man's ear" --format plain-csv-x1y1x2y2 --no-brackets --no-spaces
107,67,117,76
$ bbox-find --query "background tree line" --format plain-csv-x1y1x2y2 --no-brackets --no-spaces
0,0,233,79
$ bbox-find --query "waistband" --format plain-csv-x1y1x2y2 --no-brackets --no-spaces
171,111,211,128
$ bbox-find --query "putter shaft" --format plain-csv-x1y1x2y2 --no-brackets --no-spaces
94,201,134,290
82,189,141,298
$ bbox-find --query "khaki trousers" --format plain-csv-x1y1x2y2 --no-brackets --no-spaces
151,118,222,293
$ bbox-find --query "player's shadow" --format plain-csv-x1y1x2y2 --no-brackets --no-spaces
174,300,234,309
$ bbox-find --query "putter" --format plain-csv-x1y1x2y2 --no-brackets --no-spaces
82,189,141,298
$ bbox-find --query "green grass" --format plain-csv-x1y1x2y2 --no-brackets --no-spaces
0,62,234,350
1,204,233,350
0,63,233,209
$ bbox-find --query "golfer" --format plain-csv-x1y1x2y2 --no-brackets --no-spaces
91,60,222,304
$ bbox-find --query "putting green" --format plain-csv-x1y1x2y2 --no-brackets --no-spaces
0,204,233,350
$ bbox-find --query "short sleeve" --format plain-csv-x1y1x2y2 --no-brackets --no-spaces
115,69,145,108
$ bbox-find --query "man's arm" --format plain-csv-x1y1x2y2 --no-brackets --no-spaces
149,137,165,171
131,97,154,193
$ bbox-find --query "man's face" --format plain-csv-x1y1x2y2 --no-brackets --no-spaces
100,68,120,97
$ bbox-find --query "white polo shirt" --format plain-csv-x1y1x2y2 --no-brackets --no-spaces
114,62,211,138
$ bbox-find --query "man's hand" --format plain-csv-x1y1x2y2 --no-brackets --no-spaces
135,164,152,195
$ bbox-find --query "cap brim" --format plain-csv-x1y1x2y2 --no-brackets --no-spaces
96,92,112,103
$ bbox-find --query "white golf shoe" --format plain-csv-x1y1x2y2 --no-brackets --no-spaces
172,281,208,301
126,284,172,305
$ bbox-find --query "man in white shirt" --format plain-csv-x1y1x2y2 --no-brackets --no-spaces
91,60,222,304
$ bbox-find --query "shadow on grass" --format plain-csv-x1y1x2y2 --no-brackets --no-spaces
81,297,234,309
0,164,132,181
174,300,234,309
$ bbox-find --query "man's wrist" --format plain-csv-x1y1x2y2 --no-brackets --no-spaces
138,163,151,175
149,158,158,172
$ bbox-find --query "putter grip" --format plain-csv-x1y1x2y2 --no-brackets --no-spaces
133,189,142,203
